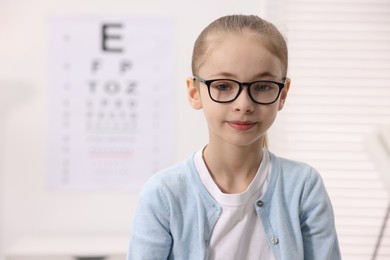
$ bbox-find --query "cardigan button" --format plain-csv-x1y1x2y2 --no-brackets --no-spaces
256,200,264,207
271,237,279,245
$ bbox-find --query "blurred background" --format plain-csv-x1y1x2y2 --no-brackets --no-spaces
0,0,389,259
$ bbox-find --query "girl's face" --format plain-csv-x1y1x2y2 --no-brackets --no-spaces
187,31,290,149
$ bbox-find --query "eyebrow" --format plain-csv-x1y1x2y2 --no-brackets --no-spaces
209,71,279,80
254,72,279,79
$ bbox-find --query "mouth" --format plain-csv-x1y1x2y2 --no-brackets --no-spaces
227,121,257,131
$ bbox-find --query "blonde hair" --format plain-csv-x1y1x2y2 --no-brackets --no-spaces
191,14,288,148
191,14,288,77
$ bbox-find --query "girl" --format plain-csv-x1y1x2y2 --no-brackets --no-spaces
127,14,341,260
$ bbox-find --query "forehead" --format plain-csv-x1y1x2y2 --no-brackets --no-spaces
199,32,283,80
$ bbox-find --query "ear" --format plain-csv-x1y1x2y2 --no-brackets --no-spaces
278,78,291,111
186,77,203,110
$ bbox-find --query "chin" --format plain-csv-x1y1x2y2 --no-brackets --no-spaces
226,136,264,148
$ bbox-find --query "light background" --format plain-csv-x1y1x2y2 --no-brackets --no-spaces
0,0,389,259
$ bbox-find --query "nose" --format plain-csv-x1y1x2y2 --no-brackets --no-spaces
233,86,255,113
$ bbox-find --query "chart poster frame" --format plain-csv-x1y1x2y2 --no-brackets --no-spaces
47,15,176,190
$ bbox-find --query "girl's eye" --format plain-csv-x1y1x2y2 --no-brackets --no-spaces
212,82,234,91
253,83,273,91
216,84,231,91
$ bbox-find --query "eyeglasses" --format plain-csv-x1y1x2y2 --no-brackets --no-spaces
193,76,286,105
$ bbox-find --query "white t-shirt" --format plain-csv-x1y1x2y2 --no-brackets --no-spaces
194,148,275,260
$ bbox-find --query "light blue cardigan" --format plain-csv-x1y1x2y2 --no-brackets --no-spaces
127,152,341,260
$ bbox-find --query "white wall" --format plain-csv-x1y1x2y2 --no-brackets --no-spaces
0,0,267,259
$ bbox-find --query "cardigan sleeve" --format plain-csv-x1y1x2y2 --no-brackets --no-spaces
300,168,342,260
127,177,172,260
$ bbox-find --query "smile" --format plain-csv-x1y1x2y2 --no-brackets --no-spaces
227,121,257,131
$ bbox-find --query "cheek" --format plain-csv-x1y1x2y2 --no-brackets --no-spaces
201,103,227,129
257,105,279,124
202,104,222,121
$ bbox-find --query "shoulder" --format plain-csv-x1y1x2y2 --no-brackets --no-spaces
148,156,195,187
270,152,319,178
268,152,325,196
139,155,199,204
137,154,217,220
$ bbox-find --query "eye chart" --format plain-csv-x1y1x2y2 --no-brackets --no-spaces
48,16,176,190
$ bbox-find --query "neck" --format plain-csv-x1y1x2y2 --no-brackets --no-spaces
202,141,264,194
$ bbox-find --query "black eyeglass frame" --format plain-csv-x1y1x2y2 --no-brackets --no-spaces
193,76,286,105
